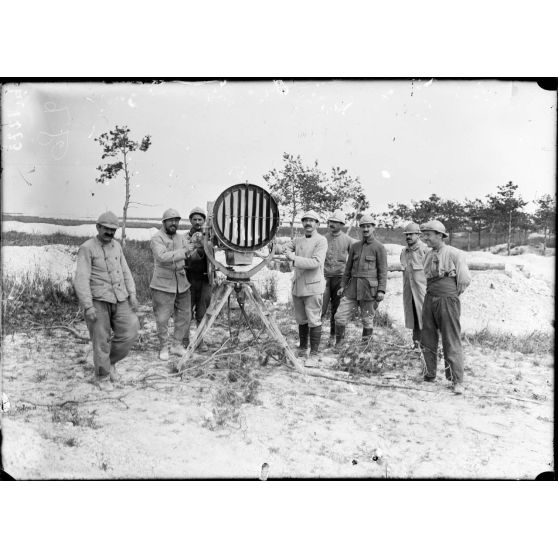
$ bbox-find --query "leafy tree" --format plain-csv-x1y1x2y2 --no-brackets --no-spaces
94,125,151,247
385,202,414,227
533,193,556,255
412,194,444,224
438,198,466,245
464,198,490,249
327,166,369,223
263,153,368,237
487,181,527,256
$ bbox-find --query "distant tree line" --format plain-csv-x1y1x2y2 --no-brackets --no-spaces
264,154,555,254
380,182,555,255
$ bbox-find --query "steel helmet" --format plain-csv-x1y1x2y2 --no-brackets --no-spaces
96,211,119,229
327,210,346,225
420,220,449,238
403,222,421,234
188,206,207,220
301,210,321,222
162,208,181,221
359,214,376,226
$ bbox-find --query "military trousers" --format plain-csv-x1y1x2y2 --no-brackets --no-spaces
321,275,343,334
335,297,377,328
420,293,464,384
85,299,139,376
293,293,323,328
188,275,212,325
151,288,192,348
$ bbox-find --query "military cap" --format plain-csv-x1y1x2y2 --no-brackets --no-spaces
420,220,449,238
162,208,181,221
327,210,346,225
96,211,119,229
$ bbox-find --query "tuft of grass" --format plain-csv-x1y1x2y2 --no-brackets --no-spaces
463,328,553,354
260,274,278,302
51,404,98,428
122,239,153,304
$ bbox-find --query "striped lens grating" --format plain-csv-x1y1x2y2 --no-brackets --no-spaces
213,184,279,252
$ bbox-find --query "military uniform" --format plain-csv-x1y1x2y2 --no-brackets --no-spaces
322,230,355,337
400,240,428,345
74,214,139,378
421,244,471,384
282,231,328,327
335,236,387,330
150,226,195,350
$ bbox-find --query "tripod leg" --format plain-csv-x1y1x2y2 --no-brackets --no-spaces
178,282,234,370
237,286,259,342
245,283,306,375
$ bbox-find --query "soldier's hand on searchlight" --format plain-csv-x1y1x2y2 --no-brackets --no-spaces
286,250,296,261
85,307,97,322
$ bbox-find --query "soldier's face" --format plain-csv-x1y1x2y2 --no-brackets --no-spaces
302,218,319,234
96,224,117,244
359,224,374,238
328,221,343,233
163,218,180,236
405,232,419,246
421,230,443,248
190,215,205,231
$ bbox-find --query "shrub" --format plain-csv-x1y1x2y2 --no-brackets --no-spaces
2,231,89,247
2,272,78,336
122,239,154,303
462,328,553,354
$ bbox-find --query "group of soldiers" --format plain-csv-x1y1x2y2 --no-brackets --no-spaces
276,210,471,394
74,206,471,394
73,207,212,382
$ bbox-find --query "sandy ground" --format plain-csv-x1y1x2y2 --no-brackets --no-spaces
1,233,554,479
1,317,553,479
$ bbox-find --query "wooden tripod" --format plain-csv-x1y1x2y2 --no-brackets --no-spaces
177,279,306,374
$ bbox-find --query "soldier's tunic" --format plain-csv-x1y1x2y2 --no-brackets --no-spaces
335,236,387,328
150,227,195,347
400,240,428,344
281,231,328,327
421,244,471,384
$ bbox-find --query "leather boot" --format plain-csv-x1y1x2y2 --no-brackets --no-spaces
335,325,346,351
362,327,374,348
298,324,309,357
309,325,322,356
327,322,336,347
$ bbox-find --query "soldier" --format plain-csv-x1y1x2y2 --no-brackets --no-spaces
150,208,196,361
185,207,212,327
334,214,387,347
74,211,139,382
400,222,428,347
321,210,356,347
419,220,471,394
278,210,328,364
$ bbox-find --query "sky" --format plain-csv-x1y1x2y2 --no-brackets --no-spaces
2,79,556,220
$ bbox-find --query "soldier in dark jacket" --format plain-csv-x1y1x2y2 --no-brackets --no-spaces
334,214,387,347
186,207,212,326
